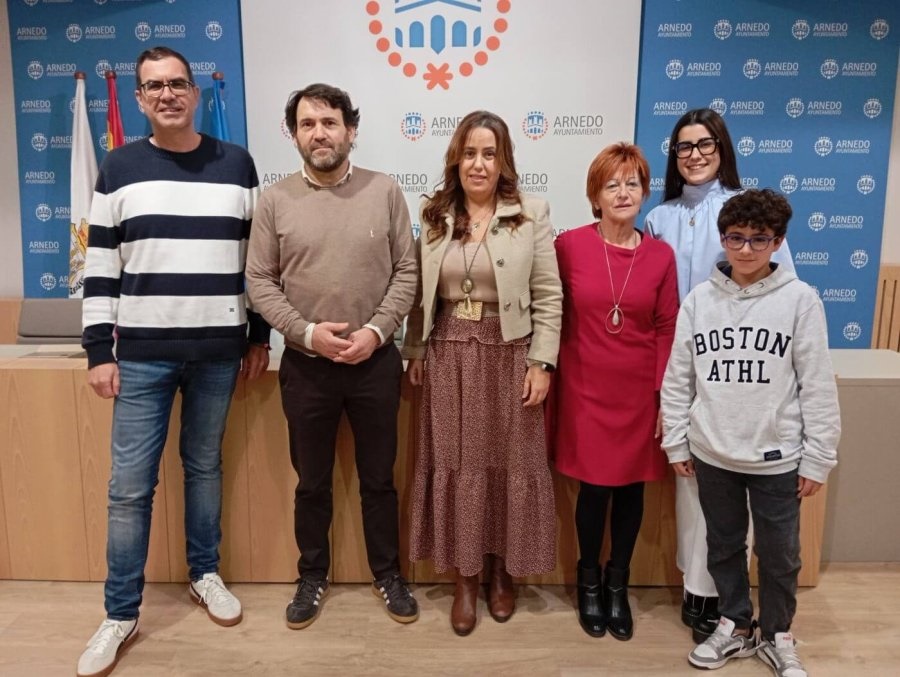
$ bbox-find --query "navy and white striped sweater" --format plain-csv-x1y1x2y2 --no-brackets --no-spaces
82,134,269,367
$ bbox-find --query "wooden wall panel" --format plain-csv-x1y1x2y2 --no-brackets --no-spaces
244,369,297,582
872,264,900,351
0,298,21,345
0,366,89,579
0,355,829,586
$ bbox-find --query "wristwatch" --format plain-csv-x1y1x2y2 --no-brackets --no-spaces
539,362,556,373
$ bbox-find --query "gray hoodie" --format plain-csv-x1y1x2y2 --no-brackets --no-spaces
661,261,840,483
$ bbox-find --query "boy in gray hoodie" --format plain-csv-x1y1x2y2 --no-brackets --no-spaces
661,189,840,677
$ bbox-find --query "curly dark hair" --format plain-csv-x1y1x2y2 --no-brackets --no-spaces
718,188,792,238
284,83,360,137
422,110,523,242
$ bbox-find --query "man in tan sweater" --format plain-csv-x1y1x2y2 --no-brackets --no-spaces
245,83,417,629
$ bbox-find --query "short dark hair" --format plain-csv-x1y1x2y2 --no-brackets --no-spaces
718,188,792,238
663,108,740,202
284,83,360,137
135,46,194,90
585,142,650,219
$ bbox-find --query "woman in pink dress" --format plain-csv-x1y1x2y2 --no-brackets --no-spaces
549,143,679,641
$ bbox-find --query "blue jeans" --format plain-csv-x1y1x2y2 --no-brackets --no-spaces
104,359,240,620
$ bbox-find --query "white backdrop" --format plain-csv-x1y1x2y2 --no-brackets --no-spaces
241,0,642,238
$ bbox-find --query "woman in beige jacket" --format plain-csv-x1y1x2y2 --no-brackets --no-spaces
403,110,562,636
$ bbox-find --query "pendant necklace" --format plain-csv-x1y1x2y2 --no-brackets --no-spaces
688,202,702,227
597,222,638,335
460,233,487,314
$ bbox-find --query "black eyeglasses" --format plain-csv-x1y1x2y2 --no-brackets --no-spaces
721,234,778,252
139,79,194,97
673,137,719,158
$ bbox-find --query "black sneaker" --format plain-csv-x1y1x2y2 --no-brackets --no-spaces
372,573,419,624
286,578,329,629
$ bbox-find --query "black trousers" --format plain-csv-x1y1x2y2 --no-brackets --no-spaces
279,344,403,581
693,455,801,636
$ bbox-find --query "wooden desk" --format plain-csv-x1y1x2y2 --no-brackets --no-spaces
0,351,829,585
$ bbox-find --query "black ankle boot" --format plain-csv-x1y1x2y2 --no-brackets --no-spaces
603,562,633,641
691,596,719,644
576,561,606,638
681,591,702,627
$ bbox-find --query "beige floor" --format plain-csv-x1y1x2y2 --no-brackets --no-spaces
0,563,898,677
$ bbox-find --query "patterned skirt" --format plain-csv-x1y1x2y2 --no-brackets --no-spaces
408,310,557,577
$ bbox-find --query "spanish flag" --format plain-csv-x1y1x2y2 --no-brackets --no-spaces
105,70,125,150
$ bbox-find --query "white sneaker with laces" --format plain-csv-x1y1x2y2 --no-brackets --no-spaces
189,572,243,626
688,616,759,670
757,632,808,677
76,618,139,677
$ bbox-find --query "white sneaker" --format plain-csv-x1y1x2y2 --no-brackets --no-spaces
757,632,808,677
688,617,759,670
76,618,139,677
189,572,243,626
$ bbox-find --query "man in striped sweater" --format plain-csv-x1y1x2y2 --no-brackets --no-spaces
77,46,270,677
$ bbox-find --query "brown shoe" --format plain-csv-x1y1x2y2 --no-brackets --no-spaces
451,572,480,636
487,555,516,623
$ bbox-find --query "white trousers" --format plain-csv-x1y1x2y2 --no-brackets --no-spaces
676,473,755,598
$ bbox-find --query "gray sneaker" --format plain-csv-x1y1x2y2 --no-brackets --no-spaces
757,632,808,677
688,617,759,670
76,618,139,677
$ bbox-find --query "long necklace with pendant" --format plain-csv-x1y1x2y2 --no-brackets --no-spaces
598,223,638,335
460,235,486,315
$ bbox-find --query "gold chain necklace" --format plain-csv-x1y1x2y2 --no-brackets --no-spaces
597,223,639,335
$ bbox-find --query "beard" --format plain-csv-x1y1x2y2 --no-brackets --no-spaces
300,140,350,174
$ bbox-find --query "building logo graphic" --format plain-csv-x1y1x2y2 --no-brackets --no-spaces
814,137,833,157
856,175,875,195
206,21,223,41
820,58,839,79
870,18,889,40
742,58,761,79
737,136,755,156
368,0,510,91
521,110,548,140
709,98,726,116
665,59,684,79
400,111,427,141
779,175,798,194
39,273,57,292
792,19,810,40
135,22,152,41
785,98,804,118
713,19,732,40
850,250,869,269
808,212,826,232
863,98,882,119
842,322,862,341
66,24,83,42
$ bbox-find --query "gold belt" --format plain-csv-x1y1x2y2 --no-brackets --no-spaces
441,300,500,321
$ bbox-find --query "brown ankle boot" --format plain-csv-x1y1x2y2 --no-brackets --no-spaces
451,571,479,636
487,555,516,622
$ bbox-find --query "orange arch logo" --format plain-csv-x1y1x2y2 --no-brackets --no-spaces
366,0,511,90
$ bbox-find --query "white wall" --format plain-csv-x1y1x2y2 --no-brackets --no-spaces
883,64,900,264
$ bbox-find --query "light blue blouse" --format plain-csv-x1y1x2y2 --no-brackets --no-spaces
644,179,795,301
